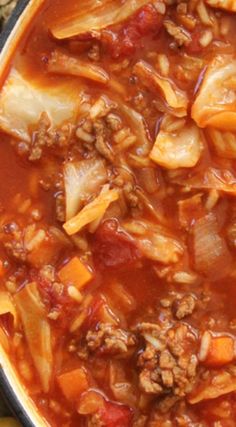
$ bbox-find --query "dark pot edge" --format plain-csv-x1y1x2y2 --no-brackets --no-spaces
0,367,35,427
0,3,35,426
0,0,31,51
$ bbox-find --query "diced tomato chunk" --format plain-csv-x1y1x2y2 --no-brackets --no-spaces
102,4,163,58
99,401,133,427
93,219,141,269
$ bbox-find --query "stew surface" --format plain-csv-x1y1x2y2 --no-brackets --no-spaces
1,0,236,426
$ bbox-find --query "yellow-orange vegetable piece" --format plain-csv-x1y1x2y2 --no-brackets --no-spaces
204,336,234,367
58,256,93,289
57,367,89,401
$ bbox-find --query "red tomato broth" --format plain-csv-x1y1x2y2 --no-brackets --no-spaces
1,0,236,426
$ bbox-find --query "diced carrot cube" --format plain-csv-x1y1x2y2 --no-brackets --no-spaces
58,256,93,290
57,367,89,401
205,336,234,368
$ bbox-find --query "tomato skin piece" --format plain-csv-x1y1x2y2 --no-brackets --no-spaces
99,401,133,427
93,219,141,269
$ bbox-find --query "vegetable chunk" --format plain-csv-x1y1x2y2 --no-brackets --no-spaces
57,367,89,401
14,283,53,392
0,69,80,141
199,332,235,368
192,55,236,131
63,187,119,235
150,123,202,169
58,256,93,289
50,0,157,39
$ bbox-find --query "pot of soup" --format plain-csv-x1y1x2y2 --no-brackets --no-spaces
0,1,236,426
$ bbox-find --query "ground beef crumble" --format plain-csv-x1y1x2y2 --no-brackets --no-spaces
29,112,72,161
86,322,137,356
136,321,198,397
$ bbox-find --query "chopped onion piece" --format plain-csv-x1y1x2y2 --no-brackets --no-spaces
0,68,80,141
14,282,53,392
48,50,109,84
64,159,107,220
50,0,157,39
192,55,236,130
193,213,231,280
133,60,188,117
63,187,119,235
150,123,202,169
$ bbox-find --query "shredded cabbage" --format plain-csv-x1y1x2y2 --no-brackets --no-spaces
14,282,53,393
193,213,231,280
48,51,109,84
0,68,80,141
64,159,108,220
63,187,119,235
50,0,156,39
133,60,188,117
120,104,151,156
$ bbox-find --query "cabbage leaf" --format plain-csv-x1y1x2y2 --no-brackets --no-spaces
14,282,53,393
192,55,236,131
50,0,156,40
64,159,108,220
0,68,81,141
63,187,119,235
150,123,202,169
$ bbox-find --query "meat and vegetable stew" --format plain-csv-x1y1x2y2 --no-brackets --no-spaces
1,0,236,426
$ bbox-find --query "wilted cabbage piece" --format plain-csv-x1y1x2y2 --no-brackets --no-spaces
123,220,184,264
150,122,202,169
189,367,236,404
48,50,109,84
193,213,231,280
205,0,236,11
0,68,80,141
171,166,236,195
133,60,188,117
0,291,17,327
50,0,156,39
120,104,151,156
63,187,119,235
192,55,236,131
14,282,53,392
64,159,108,220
